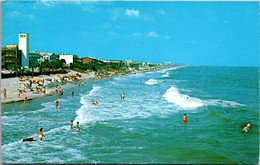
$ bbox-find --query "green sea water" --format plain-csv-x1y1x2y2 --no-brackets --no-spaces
1,66,259,164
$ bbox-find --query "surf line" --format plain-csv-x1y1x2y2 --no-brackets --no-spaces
163,86,204,108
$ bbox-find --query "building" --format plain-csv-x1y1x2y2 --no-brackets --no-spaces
29,51,56,65
59,53,79,65
38,52,56,63
29,51,40,66
1,44,22,69
18,33,29,68
125,59,133,66
78,57,103,65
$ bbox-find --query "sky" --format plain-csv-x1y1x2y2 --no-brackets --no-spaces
2,0,259,66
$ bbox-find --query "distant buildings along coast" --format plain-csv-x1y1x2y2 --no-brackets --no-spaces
1,33,174,71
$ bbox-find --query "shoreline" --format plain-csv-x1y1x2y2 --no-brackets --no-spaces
1,66,173,105
1,71,96,104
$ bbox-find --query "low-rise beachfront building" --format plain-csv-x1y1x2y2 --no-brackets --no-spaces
125,59,133,66
104,60,125,67
38,52,56,63
29,51,40,66
78,57,103,65
58,53,79,65
1,44,22,69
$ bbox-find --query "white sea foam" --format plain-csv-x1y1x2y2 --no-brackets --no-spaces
205,99,245,107
145,79,160,85
74,86,102,124
162,72,170,78
163,86,204,109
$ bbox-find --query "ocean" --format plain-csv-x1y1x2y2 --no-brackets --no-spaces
1,66,259,164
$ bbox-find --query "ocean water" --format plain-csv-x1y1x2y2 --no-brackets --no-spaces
1,66,259,164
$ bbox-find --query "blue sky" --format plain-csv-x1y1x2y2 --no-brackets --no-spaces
2,1,259,66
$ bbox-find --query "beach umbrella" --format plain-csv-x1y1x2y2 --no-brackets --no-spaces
35,78,42,82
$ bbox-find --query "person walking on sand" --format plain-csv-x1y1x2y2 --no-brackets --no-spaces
70,120,73,129
72,89,74,98
241,121,251,132
76,121,80,133
17,89,20,98
3,88,7,99
23,94,27,102
36,128,45,141
29,80,32,88
55,100,59,109
183,114,187,123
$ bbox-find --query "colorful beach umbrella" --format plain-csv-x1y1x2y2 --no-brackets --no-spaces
35,78,42,81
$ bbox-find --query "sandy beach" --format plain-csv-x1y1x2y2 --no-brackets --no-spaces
1,71,95,104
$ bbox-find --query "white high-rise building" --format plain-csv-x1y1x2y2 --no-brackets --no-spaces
18,33,29,68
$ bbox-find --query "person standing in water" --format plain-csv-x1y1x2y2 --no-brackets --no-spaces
183,114,187,123
55,87,58,95
36,128,45,141
70,120,73,129
81,81,84,87
55,100,59,109
76,121,80,133
60,88,63,97
72,89,74,98
121,93,125,100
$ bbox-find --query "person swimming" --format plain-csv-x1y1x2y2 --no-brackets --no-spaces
36,128,45,141
183,114,187,122
93,101,99,105
241,122,251,132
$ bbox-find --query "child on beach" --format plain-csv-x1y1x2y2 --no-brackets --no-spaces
36,128,45,141
3,88,7,99
55,100,59,109
70,120,73,128
183,114,187,123
76,121,80,133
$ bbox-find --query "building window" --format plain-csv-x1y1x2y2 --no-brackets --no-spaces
19,34,26,38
